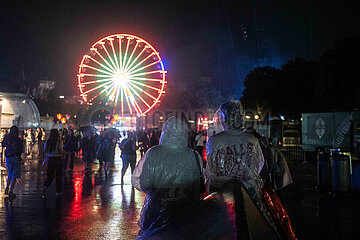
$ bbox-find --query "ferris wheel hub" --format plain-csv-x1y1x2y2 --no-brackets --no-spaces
113,72,128,86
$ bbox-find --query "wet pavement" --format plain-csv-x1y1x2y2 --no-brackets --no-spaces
0,149,359,239
0,149,145,240
280,160,360,240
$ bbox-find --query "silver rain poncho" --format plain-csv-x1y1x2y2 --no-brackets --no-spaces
132,117,203,236
205,102,281,239
205,101,265,194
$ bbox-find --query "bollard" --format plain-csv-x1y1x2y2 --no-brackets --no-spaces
317,148,328,189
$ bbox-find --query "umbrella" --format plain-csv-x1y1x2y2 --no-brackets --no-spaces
104,128,120,138
78,126,97,133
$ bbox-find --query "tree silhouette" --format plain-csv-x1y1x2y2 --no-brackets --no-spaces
241,36,360,117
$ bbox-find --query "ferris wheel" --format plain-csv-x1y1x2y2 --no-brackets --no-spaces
78,34,167,117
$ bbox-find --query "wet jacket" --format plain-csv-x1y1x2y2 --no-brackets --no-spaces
132,117,203,234
205,129,264,193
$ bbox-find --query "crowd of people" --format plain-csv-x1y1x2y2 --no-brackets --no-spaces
131,102,296,239
0,128,46,162
0,100,296,239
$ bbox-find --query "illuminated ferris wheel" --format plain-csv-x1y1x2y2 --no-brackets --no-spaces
78,34,167,117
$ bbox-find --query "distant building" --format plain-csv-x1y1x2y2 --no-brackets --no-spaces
0,92,40,129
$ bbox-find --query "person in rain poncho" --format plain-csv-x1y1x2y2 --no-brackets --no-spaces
132,117,204,236
206,101,297,240
206,101,265,205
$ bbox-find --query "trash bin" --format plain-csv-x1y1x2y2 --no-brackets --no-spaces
317,148,329,189
330,150,352,193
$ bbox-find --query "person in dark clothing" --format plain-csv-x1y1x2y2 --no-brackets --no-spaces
81,130,96,171
36,127,44,158
43,129,63,198
96,131,105,171
138,130,149,158
148,130,158,148
120,131,137,185
2,126,23,199
63,128,78,172
97,132,113,177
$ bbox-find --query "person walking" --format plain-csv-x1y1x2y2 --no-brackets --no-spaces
81,130,96,171
2,126,23,200
120,131,137,185
206,101,297,240
42,129,64,198
132,117,205,237
26,129,34,158
36,128,44,158
96,132,113,177
63,128,78,172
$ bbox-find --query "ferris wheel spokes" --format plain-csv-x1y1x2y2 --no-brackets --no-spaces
124,46,147,73
126,83,151,109
126,52,154,74
80,80,113,96
91,48,117,73
79,78,113,86
123,40,140,71
128,70,166,78
109,39,120,70
99,42,119,72
128,60,162,75
89,83,115,102
128,77,166,82
86,56,114,74
127,81,157,101
122,38,131,71
128,80,162,92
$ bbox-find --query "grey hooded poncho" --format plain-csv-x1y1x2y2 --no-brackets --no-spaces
132,117,203,235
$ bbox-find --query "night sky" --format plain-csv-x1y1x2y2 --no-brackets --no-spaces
0,0,359,98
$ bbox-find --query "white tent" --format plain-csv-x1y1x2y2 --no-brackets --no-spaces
0,92,40,129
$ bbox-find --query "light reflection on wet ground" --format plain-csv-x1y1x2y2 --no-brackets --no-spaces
0,149,359,239
0,148,145,239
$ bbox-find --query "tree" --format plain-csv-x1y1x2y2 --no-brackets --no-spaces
241,36,360,117
241,66,281,113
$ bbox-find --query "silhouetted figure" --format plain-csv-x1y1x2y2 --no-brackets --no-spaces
63,128,78,172
81,130,96,171
43,129,64,198
120,131,137,185
2,126,23,200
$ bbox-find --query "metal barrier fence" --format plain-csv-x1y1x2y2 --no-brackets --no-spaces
280,145,306,162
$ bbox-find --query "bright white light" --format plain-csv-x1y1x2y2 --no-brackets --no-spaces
59,95,65,99
113,72,128,87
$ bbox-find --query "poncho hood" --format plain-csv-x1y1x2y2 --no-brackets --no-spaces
159,117,189,148
219,101,245,130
